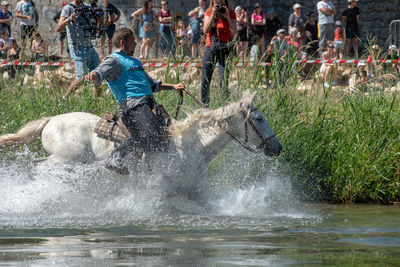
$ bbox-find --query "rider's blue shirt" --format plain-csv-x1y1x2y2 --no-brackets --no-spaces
106,52,153,104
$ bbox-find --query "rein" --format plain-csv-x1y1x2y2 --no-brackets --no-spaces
175,88,205,119
226,107,276,153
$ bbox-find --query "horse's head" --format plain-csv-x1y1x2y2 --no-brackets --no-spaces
227,91,282,157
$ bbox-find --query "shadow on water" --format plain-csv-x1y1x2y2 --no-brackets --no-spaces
0,146,399,265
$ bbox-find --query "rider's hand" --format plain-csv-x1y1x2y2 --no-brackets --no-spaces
27,15,32,21
83,72,99,84
174,83,185,91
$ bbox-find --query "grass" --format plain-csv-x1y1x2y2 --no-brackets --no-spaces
1,46,400,204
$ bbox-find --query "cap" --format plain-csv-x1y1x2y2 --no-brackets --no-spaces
254,3,261,9
277,29,286,35
288,27,298,35
335,21,342,26
62,1,68,6
293,3,302,10
1,1,8,6
357,62,366,67
235,6,241,13
389,45,397,50
268,8,275,15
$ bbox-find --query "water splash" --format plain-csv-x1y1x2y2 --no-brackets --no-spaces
0,146,320,229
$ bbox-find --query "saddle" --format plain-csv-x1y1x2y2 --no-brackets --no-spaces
94,104,171,143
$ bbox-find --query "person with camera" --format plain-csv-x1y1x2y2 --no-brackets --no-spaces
57,0,101,99
83,27,185,175
131,1,158,60
98,0,121,59
15,0,38,50
201,0,236,107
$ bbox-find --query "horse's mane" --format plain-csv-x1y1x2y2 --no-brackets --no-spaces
169,91,255,138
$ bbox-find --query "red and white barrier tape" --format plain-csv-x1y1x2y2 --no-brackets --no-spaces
0,59,398,67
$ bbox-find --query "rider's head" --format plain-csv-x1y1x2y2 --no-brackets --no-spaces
113,27,136,56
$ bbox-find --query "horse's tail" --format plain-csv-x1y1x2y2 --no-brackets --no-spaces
0,117,52,148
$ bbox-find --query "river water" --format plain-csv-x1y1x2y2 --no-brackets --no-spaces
1,149,399,266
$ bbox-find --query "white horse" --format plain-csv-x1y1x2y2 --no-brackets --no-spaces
0,91,282,198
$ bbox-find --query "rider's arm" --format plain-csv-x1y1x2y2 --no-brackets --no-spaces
144,72,162,92
88,55,123,86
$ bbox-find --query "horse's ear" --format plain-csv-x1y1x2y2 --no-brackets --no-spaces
241,90,257,107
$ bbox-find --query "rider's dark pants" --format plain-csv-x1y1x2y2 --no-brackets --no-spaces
112,103,167,160
200,46,230,106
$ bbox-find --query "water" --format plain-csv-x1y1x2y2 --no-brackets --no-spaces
1,149,399,266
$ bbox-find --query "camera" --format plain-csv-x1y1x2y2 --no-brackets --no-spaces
70,2,105,39
216,3,226,14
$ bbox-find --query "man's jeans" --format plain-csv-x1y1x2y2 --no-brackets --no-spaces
200,46,231,106
69,45,100,80
160,26,176,56
112,103,168,161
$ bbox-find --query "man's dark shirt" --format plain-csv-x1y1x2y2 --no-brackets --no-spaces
342,7,360,29
265,17,282,37
98,3,121,26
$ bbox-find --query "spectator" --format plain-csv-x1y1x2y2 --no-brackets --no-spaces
342,0,360,58
16,0,39,50
235,6,249,60
57,0,101,99
288,3,307,47
265,8,282,51
382,45,400,75
188,11,202,58
131,1,158,59
334,21,344,59
271,29,288,57
0,1,12,37
321,40,338,87
0,30,9,58
175,19,188,56
249,34,262,63
99,0,121,59
288,27,301,53
355,61,368,87
317,0,336,49
367,44,381,78
159,1,175,58
53,1,68,58
30,32,47,61
201,0,236,106
251,3,266,55
189,0,207,53
7,37,21,61
305,11,318,57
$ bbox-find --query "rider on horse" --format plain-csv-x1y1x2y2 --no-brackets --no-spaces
84,27,184,175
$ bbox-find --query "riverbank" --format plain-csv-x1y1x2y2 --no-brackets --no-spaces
0,59,399,204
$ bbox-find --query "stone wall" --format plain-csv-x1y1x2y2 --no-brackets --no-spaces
5,0,400,55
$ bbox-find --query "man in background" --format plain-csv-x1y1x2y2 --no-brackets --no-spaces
16,0,38,50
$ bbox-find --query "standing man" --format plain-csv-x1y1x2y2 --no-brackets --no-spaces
53,1,68,58
57,0,101,99
15,0,38,50
317,0,336,49
265,9,282,51
98,0,121,59
84,27,184,175
342,0,360,58
0,1,13,37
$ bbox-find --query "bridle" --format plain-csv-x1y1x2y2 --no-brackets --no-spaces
175,89,275,153
226,106,276,153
